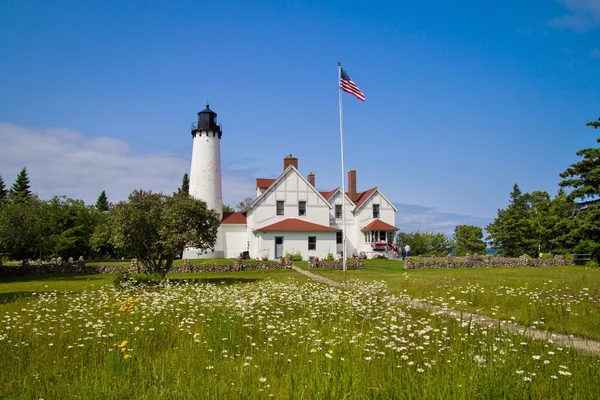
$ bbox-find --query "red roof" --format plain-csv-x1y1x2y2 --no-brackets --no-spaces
361,219,399,231
319,189,338,200
255,218,339,232
256,178,276,190
348,187,377,211
221,212,247,224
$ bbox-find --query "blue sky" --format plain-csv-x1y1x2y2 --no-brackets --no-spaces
1,0,599,236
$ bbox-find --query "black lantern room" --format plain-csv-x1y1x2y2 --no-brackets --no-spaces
191,104,222,138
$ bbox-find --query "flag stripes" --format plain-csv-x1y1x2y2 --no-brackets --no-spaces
340,68,365,101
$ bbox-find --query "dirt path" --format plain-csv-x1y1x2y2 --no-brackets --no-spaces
291,265,600,356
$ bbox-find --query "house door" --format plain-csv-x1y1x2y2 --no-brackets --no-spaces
275,236,284,259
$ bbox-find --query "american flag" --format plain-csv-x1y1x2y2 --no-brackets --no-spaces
340,67,365,101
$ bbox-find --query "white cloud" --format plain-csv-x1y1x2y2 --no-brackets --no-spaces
549,0,600,31
0,122,256,206
394,203,493,238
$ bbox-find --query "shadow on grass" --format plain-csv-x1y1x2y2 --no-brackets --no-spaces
0,274,110,283
168,277,262,286
0,292,38,304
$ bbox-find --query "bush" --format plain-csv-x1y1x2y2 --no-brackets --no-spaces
539,253,554,259
285,251,302,261
325,253,335,261
133,273,163,285
585,260,599,269
113,269,134,288
113,270,163,288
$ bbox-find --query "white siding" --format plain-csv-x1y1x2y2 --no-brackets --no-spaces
255,232,337,260
251,169,331,230
221,225,248,258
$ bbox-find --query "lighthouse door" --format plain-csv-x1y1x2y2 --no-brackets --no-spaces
275,237,284,259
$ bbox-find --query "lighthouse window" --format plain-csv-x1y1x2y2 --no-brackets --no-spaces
298,201,306,216
308,236,317,250
276,201,284,216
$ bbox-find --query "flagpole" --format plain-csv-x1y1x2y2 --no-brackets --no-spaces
338,61,347,279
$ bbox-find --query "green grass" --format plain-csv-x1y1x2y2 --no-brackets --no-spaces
1,278,598,399
307,259,600,340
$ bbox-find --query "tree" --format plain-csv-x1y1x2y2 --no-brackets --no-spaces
92,190,220,277
0,175,6,203
223,204,235,212
47,196,102,259
178,173,190,194
524,191,553,254
236,197,254,211
0,196,53,260
95,190,110,212
396,231,451,256
453,225,486,256
486,184,537,257
559,118,600,207
9,167,31,201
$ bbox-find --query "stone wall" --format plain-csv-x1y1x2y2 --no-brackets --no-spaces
307,256,364,269
404,254,571,270
0,258,292,277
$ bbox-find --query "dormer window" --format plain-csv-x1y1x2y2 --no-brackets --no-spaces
277,201,284,216
373,204,380,218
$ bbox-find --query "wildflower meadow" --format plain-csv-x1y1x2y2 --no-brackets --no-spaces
1,267,599,399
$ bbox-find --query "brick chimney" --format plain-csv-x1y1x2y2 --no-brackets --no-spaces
307,172,315,186
283,154,298,171
348,170,357,202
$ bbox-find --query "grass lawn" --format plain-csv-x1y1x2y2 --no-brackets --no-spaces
0,269,303,309
306,259,600,340
1,277,599,399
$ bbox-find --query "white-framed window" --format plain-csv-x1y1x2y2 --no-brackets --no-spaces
335,205,342,218
364,232,371,243
308,236,316,250
298,201,306,216
336,231,343,244
373,204,380,218
277,201,284,216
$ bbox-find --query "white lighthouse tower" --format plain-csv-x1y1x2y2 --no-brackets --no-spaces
184,104,224,258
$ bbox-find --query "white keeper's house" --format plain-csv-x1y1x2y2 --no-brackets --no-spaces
182,105,399,260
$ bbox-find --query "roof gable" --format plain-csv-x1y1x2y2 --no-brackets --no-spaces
351,187,398,212
247,166,333,211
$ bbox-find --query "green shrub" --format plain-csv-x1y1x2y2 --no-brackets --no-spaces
133,273,163,285
539,253,554,259
585,260,599,269
113,269,134,288
285,251,302,261
325,253,335,261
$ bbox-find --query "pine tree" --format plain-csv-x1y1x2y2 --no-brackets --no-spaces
0,175,6,202
180,173,190,194
95,190,110,212
486,184,537,257
9,167,31,201
559,118,600,207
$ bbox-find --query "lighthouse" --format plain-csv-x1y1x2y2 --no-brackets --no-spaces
189,104,223,219
185,104,224,258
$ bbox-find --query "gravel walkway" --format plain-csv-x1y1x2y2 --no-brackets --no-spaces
291,265,600,356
